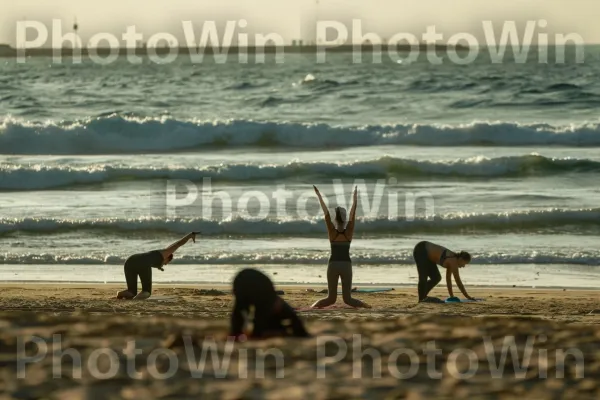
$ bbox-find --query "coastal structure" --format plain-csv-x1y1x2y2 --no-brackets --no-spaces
0,42,469,58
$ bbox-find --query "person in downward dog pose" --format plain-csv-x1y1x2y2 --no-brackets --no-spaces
412,240,473,302
116,232,199,300
311,185,371,309
230,268,310,339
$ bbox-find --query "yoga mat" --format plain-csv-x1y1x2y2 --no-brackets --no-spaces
305,287,394,294
334,288,394,294
352,288,394,293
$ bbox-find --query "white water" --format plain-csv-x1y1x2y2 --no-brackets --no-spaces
3,263,599,290
3,54,600,288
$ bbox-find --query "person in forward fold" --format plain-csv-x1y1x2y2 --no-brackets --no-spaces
230,268,310,340
412,240,473,303
116,232,199,300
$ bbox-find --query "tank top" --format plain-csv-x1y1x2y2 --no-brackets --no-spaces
329,231,351,262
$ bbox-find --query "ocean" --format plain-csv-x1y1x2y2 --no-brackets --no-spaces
2,48,600,288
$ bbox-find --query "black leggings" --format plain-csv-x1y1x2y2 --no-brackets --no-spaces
414,241,441,301
124,260,152,295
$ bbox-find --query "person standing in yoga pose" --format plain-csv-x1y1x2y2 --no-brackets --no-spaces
116,232,199,300
311,185,371,309
412,240,473,302
230,268,310,339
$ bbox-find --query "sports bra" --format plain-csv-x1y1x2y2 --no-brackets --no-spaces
332,230,350,241
329,230,351,262
439,249,456,265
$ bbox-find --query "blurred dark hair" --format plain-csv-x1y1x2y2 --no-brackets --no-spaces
167,254,173,262
457,251,471,262
230,268,309,338
231,268,278,336
233,268,276,306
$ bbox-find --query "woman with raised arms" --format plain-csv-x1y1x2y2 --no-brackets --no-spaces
311,185,371,309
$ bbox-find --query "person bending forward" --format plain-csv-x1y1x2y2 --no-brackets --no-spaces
412,240,473,302
230,268,310,339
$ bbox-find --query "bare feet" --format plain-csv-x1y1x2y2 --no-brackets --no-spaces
311,299,336,308
133,291,151,300
345,302,372,309
310,301,323,308
116,290,134,299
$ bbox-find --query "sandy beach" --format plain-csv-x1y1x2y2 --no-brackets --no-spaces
1,284,599,399
0,284,599,322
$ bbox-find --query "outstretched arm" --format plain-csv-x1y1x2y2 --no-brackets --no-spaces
160,232,198,259
345,186,358,239
313,185,330,217
313,186,335,236
446,268,454,297
452,268,474,299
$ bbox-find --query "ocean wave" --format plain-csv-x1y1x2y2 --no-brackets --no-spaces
2,251,599,266
1,208,599,236
2,115,600,154
2,154,598,190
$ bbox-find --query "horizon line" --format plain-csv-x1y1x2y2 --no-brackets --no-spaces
2,43,596,49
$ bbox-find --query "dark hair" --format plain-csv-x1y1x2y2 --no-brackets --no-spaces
231,268,278,336
231,268,309,338
457,251,471,262
232,268,276,306
167,254,173,262
334,207,345,226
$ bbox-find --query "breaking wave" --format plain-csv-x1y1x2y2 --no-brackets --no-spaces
2,154,598,190
2,116,600,154
1,208,599,235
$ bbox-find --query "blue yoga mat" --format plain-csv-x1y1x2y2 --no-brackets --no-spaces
356,288,394,293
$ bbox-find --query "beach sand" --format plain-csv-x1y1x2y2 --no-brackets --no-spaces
1,284,600,399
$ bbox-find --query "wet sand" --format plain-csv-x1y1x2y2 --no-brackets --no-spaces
1,284,600,399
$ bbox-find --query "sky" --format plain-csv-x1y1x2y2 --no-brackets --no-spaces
2,0,600,47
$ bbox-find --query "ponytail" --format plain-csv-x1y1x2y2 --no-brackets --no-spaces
334,207,347,230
